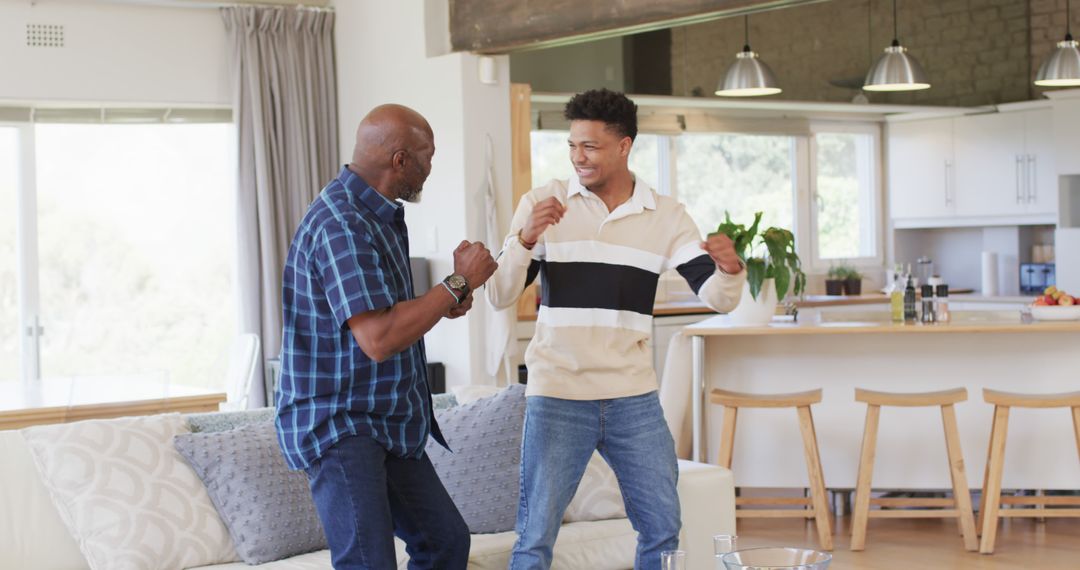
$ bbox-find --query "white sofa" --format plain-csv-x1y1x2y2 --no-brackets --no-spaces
1,419,735,570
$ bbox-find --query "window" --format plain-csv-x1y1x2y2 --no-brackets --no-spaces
528,110,885,284
811,129,879,264
675,133,796,238
0,128,17,382
530,131,664,193
5,120,236,390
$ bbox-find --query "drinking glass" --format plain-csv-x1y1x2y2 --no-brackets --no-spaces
660,549,687,570
714,534,738,569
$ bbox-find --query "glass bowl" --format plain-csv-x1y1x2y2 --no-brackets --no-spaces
720,547,832,569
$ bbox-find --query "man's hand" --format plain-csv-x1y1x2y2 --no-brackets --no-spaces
519,197,566,246
701,233,743,275
453,241,498,289
446,293,473,319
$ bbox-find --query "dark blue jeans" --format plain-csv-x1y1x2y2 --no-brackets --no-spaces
305,435,470,570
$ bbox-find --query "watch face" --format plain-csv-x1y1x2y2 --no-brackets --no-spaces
447,275,467,290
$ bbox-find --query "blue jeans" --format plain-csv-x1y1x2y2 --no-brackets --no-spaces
509,391,680,570
305,435,470,570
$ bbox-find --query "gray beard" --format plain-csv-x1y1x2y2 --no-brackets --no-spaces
401,187,423,203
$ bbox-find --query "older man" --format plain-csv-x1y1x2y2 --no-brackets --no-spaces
277,104,497,569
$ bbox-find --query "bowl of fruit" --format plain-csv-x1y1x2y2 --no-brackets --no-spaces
1030,287,1080,321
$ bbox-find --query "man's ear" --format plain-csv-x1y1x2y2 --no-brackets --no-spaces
620,136,633,157
392,149,408,170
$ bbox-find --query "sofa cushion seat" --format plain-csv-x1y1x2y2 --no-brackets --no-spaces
189,518,637,570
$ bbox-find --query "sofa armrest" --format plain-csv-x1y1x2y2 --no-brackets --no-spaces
677,459,735,570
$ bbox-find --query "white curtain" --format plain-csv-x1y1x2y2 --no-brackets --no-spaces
223,6,338,407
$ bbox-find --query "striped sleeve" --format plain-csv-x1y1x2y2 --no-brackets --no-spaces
487,191,544,310
666,207,746,313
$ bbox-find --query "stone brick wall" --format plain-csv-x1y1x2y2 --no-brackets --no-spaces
671,0,1074,106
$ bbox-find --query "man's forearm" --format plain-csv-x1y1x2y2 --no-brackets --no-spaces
348,286,457,362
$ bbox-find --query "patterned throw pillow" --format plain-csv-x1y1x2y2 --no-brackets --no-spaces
21,414,239,570
427,384,526,534
563,452,627,523
186,407,276,433
173,421,326,565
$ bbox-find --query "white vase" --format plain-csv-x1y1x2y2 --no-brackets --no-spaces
728,278,778,326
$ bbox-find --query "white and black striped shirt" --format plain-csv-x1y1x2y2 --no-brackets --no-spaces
488,176,746,400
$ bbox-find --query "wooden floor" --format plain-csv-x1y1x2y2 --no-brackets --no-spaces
735,515,1080,569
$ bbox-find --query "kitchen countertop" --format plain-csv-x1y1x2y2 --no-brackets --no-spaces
682,313,1079,336
653,289,986,316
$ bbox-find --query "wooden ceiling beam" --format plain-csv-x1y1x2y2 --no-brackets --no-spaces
449,0,832,54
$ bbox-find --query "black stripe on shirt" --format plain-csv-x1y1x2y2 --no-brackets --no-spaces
676,253,715,294
540,261,658,315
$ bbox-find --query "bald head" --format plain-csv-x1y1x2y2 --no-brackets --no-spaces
349,104,435,203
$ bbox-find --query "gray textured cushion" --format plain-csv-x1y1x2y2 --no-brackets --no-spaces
173,421,326,565
432,391,459,412
427,384,525,534
186,408,276,433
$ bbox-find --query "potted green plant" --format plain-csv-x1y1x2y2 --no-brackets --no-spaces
825,265,847,296
827,262,863,296
844,266,864,295
714,211,807,325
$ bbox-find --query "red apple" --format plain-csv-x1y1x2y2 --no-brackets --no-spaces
1059,295,1075,306
1043,294,1058,306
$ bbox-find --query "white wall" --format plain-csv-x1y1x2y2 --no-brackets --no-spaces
333,0,513,388
0,0,229,105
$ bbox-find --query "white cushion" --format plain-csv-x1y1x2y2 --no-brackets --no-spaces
21,414,239,570
0,429,88,569
563,452,626,523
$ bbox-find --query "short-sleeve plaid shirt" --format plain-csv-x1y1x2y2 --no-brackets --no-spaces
276,166,446,470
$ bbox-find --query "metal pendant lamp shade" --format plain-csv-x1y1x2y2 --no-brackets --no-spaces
863,0,930,92
864,40,931,91
1035,0,1080,87
715,16,782,97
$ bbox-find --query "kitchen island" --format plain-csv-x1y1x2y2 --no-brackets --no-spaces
682,310,1080,490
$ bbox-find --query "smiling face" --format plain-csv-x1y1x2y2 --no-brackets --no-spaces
567,119,632,192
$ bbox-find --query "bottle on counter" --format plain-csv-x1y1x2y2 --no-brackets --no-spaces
921,284,936,323
903,275,917,323
936,284,950,323
889,273,904,323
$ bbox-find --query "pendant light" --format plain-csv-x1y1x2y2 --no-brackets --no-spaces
715,15,782,97
1035,0,1080,87
863,0,930,91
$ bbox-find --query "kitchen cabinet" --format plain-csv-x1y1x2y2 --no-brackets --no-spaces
1024,108,1058,215
888,106,1056,226
954,112,1024,217
1052,94,1080,176
887,117,955,221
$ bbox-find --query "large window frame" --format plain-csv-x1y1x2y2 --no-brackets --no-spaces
2,107,235,389
527,117,885,280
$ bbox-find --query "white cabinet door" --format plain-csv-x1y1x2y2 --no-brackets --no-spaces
887,118,955,220
954,112,1026,217
1053,96,1080,176
1024,108,1058,215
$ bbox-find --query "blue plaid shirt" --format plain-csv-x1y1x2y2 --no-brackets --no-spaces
276,166,446,470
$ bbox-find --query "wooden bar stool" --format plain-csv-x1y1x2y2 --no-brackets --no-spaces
710,388,833,550
850,388,978,552
977,389,1080,554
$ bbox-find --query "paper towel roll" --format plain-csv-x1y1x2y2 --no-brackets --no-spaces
982,251,999,296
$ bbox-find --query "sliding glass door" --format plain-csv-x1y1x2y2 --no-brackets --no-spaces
4,119,236,391
0,128,18,383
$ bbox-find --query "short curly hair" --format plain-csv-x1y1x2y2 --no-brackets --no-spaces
563,89,638,141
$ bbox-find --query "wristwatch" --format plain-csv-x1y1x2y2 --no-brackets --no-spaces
442,274,470,302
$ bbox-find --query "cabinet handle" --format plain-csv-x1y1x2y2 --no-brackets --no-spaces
1027,154,1037,204
944,160,953,206
1015,155,1023,205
